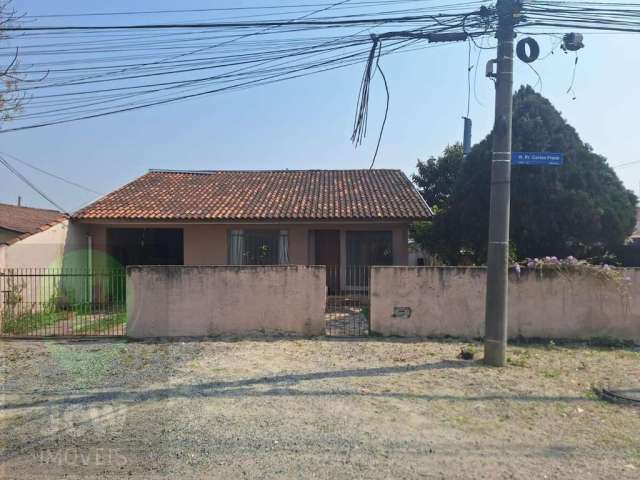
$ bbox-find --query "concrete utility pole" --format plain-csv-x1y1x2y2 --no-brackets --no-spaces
484,0,516,367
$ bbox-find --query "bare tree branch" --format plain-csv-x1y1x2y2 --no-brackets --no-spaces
0,1,26,125
0,47,18,77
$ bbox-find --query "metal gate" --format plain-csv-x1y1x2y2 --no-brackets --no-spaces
325,265,370,337
0,268,126,337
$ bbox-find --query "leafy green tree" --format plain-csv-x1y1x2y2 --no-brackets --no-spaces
412,144,464,210
413,86,638,264
411,144,466,262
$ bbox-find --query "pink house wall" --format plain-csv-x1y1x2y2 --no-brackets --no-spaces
81,221,410,268
183,225,227,265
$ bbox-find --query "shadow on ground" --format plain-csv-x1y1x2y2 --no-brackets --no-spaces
1,359,595,413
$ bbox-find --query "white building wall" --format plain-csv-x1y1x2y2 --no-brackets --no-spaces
0,220,87,269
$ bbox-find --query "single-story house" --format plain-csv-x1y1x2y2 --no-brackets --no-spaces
632,207,640,245
0,202,83,269
618,207,640,266
72,169,431,289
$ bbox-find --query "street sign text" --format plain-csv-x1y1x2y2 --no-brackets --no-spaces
512,152,563,166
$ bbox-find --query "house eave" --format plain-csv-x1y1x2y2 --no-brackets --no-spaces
72,217,427,226
0,217,68,246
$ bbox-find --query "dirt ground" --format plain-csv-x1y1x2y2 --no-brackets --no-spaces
1,337,639,479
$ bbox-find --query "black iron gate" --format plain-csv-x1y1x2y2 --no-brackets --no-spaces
325,265,370,337
0,268,126,337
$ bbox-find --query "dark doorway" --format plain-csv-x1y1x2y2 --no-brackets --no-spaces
315,230,340,293
345,230,392,287
107,228,184,268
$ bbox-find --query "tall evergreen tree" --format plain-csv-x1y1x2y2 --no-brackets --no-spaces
414,86,638,264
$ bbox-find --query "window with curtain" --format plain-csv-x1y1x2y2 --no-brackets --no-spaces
228,229,289,265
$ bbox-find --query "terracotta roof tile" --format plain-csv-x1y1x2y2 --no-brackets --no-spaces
73,169,431,221
0,203,66,240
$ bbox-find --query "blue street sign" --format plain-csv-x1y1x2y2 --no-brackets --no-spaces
512,152,563,166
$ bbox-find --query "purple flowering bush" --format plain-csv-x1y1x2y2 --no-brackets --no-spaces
524,256,579,270
517,256,630,293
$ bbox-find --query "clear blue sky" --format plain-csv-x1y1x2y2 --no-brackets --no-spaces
2,0,638,212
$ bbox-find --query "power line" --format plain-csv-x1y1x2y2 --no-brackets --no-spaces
15,1,640,135
21,1,489,19
1,31,476,132
2,12,479,31
518,0,640,34
612,159,640,169
0,36,419,132
0,155,67,212
0,2,495,129
0,151,103,195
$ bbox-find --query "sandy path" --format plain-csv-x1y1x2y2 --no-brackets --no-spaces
1,338,638,479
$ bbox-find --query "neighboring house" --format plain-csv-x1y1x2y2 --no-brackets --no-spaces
0,203,83,269
72,169,431,289
408,239,428,266
631,207,640,245
616,207,640,267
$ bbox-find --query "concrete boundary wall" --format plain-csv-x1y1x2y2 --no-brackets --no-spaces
371,266,640,341
127,266,326,338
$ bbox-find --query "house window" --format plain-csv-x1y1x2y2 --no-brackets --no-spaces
229,229,289,265
346,231,393,266
107,228,184,267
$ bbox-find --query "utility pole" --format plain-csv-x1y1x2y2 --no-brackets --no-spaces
484,0,516,367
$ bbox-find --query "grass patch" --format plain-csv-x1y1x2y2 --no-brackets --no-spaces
507,349,531,368
72,313,126,335
507,356,528,368
1,311,66,335
541,369,561,379
47,343,125,385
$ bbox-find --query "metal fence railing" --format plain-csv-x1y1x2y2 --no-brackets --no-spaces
0,268,126,337
325,265,370,337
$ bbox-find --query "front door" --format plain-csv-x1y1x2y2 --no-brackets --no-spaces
315,230,340,293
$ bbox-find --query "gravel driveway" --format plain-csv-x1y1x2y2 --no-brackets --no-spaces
1,337,639,479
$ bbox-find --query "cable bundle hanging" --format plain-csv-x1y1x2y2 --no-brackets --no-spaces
351,34,381,147
350,33,390,169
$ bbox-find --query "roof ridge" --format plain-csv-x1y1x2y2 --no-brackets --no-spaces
73,169,431,221
148,168,403,174
0,202,63,214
